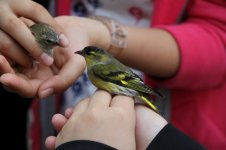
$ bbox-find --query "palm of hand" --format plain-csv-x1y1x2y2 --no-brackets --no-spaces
3,42,85,98
1,16,90,98
1,58,60,98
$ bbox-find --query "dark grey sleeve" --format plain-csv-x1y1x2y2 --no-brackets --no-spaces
56,140,117,150
147,124,207,150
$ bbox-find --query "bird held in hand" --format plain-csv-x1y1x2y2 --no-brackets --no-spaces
30,23,60,57
75,46,163,111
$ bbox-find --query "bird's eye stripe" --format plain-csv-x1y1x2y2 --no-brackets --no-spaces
90,51,96,55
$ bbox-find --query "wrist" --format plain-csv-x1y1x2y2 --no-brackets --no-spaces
135,105,168,150
81,17,111,51
88,15,127,58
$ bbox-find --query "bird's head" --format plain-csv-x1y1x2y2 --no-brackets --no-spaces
75,46,111,66
30,23,60,56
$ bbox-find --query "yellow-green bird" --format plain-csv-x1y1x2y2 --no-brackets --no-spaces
30,23,60,57
75,46,163,111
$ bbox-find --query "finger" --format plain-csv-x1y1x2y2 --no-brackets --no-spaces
72,98,90,115
4,56,16,67
64,107,73,118
0,1,69,66
110,95,134,110
0,73,40,98
45,136,56,150
64,98,89,121
51,114,68,132
0,30,33,67
13,1,69,47
0,13,54,66
20,17,35,27
38,54,86,98
88,90,112,109
0,55,14,75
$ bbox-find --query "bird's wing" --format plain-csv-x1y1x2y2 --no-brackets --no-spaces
91,63,161,96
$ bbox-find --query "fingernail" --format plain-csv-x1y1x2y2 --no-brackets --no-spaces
40,88,54,99
59,34,69,47
40,53,54,66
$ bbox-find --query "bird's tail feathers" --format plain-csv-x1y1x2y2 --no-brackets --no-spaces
151,88,165,100
137,94,158,112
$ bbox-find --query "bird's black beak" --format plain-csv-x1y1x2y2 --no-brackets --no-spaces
75,50,83,56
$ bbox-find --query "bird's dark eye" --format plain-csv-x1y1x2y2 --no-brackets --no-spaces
46,39,52,43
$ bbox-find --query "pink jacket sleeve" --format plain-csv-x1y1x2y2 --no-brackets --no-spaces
154,0,226,90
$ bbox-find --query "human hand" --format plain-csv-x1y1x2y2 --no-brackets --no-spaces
0,42,85,98
0,14,111,98
135,105,168,150
0,0,69,67
0,15,110,98
54,16,111,52
45,103,168,150
45,90,136,150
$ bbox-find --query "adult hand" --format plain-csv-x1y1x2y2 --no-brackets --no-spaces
0,15,111,98
0,44,85,98
0,14,111,98
45,104,168,150
0,15,95,98
45,90,136,150
0,0,69,67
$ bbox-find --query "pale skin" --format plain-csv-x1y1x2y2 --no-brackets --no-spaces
118,27,179,78
0,0,69,66
58,16,180,77
44,90,167,150
0,4,175,148
47,90,136,150
0,0,84,98
0,15,180,98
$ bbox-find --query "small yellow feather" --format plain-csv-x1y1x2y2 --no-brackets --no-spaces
121,80,128,85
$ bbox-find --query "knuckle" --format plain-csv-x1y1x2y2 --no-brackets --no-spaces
85,109,101,123
0,38,12,50
4,17,19,31
0,55,6,65
117,107,127,114
114,108,128,120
